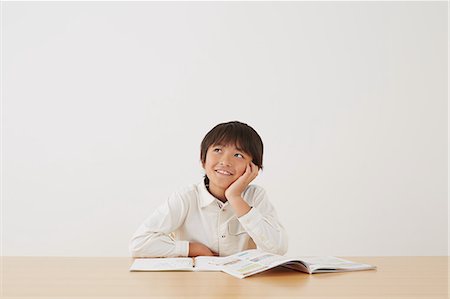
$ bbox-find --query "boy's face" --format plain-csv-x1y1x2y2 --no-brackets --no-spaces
202,143,253,192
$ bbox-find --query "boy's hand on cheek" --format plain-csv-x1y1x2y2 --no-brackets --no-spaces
225,162,259,200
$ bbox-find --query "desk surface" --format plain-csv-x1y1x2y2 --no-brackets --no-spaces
2,256,448,299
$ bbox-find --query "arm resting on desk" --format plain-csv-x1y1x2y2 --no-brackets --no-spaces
129,192,189,258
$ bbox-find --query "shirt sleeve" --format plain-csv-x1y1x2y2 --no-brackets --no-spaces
129,191,190,258
237,186,288,255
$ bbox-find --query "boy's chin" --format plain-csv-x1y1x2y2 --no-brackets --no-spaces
209,171,240,185
211,178,236,189
216,181,233,189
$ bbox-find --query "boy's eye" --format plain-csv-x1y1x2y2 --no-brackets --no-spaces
213,148,222,152
235,153,244,158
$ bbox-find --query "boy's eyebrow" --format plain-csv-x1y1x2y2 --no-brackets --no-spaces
214,143,244,152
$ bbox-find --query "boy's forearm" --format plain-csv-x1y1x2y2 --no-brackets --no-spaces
129,232,189,258
227,196,251,217
233,202,289,255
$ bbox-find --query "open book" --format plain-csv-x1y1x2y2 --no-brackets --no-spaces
129,255,225,272
130,249,376,279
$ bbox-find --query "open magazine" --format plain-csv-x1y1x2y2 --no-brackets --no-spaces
130,249,376,279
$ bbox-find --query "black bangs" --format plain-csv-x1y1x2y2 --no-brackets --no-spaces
212,125,248,152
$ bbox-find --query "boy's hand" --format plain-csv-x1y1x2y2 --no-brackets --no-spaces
225,162,259,200
188,242,218,257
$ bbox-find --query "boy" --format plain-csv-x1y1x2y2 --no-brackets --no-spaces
129,121,288,257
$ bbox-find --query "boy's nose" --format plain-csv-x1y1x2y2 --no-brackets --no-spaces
219,158,231,166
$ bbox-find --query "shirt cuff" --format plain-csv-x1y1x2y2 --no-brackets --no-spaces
174,240,189,257
237,206,263,231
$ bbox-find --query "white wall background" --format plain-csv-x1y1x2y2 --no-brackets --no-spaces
2,1,447,257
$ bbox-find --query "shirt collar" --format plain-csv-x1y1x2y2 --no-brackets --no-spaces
197,181,227,208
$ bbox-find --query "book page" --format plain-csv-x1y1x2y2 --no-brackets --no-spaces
216,250,293,278
130,258,194,271
220,258,268,278
236,250,294,267
297,256,376,273
193,256,227,271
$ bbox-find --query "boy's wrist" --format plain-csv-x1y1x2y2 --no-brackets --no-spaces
226,194,243,202
175,240,190,257
226,196,251,217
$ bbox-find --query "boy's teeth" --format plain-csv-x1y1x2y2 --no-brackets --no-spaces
216,170,231,175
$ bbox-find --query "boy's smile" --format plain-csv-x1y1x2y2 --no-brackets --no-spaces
202,143,253,201
215,169,233,176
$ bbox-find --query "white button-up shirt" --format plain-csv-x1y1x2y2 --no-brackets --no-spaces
129,181,288,257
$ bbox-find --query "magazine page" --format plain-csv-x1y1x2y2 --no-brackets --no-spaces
130,257,194,272
297,256,376,273
217,250,298,279
193,256,227,272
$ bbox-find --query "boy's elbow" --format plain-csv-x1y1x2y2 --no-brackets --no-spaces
130,247,141,258
259,232,288,256
129,240,142,257
278,241,288,255
129,235,151,258
262,244,288,256
129,233,176,258
273,230,289,255
279,231,289,255
271,240,288,256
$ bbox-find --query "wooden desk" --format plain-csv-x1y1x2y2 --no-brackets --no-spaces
2,256,448,298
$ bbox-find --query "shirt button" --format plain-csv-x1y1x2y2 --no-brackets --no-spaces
221,235,226,238
222,209,226,212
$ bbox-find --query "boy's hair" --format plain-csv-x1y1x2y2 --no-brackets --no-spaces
200,121,264,170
